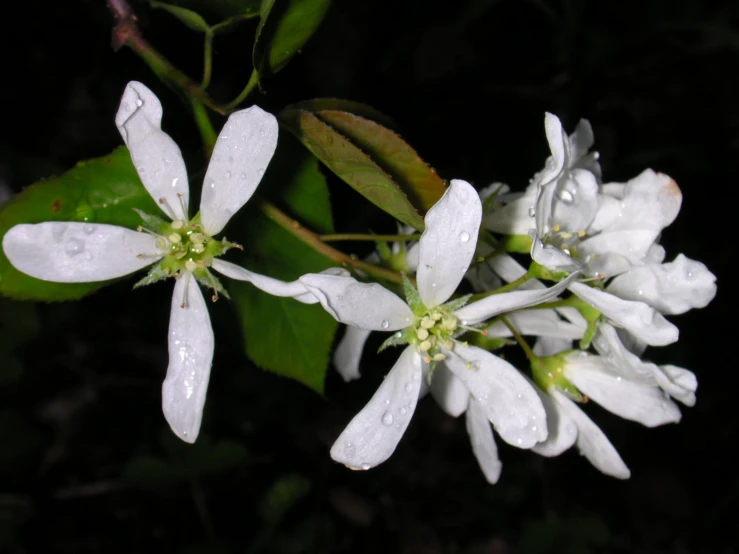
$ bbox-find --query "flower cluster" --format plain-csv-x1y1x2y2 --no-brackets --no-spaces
2,83,716,483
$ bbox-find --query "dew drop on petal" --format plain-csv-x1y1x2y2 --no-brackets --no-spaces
381,319,390,329
257,168,265,176
225,171,232,179
400,406,407,415
343,442,356,459
516,438,523,445
171,177,179,188
83,251,93,261
240,172,247,180
404,383,412,392
83,225,96,235
135,98,143,107
528,207,536,217
361,463,371,470
381,411,394,426
557,190,574,204
459,231,470,243
65,238,85,257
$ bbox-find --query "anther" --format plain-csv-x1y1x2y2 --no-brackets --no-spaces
416,328,429,340
171,219,185,230
169,233,182,244
419,340,432,352
432,353,446,361
185,260,198,272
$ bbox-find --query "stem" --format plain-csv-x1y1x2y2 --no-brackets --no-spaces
319,233,422,242
225,69,260,111
106,0,227,115
258,200,406,286
468,272,532,302
500,316,535,361
189,98,217,156
201,30,214,89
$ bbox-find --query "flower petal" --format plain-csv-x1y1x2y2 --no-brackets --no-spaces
430,364,470,417
568,282,678,346
3,222,160,282
444,343,546,448
565,358,682,427
115,82,189,220
579,229,659,274
530,236,581,272
465,396,502,484
333,326,372,382
654,364,697,407
612,169,682,232
199,106,278,235
455,272,578,326
162,275,214,443
607,254,717,315
531,386,577,457
483,193,536,235
485,310,585,340
550,389,630,479
417,179,482,308
533,337,573,357
299,273,413,330
211,259,315,302
540,113,568,186
329,346,423,469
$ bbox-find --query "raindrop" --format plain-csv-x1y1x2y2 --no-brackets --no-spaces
361,463,371,470
65,238,85,256
257,168,265,176
516,438,523,445
381,411,394,426
240,172,247,180
531,426,537,432
412,371,421,381
528,207,536,217
225,171,232,179
384,399,390,405
400,406,407,415
83,225,96,235
516,393,523,400
344,443,356,459
209,181,216,189
135,98,143,107
172,177,179,188
404,383,412,392
616,376,622,382
557,189,574,204
567,424,577,435
381,319,390,329
83,251,93,261
459,231,470,243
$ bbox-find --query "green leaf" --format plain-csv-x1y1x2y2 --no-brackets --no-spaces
153,0,261,19
287,98,398,129
0,148,160,301
253,0,332,78
151,1,211,32
280,107,426,230
313,110,447,213
226,136,338,393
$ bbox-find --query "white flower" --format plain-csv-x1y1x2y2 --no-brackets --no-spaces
300,180,578,470
2,81,319,443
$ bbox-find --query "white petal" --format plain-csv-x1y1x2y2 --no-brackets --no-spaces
488,254,543,289
211,259,314,302
565,359,682,427
569,119,600,178
417,179,482,308
455,272,578,326
551,169,599,232
486,310,585,340
483,193,536,235
539,113,568,186
550,389,630,479
3,222,160,282
531,386,577,457
465,397,502,484
530,236,581,272
579,229,659,272
430,364,470,417
606,254,717,315
299,273,413,330
162,275,214,443
329,346,423,469
615,169,682,232
333,326,372,382
115,82,189,220
199,106,278,235
532,337,574,357
444,343,546,448
568,282,678,346
655,364,697,407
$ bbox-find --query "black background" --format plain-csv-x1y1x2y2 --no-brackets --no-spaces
0,1,736,553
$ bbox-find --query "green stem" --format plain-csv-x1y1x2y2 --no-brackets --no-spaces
319,233,422,242
201,30,214,89
225,69,260,111
189,98,217,156
258,201,407,286
500,316,535,361
469,272,532,303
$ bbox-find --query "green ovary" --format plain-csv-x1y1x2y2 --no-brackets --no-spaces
158,219,229,277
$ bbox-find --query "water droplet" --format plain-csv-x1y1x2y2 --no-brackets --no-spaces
557,189,574,204
516,393,523,399
528,207,536,217
381,319,390,329
83,224,95,235
516,438,523,445
384,399,390,405
400,406,407,415
404,383,412,392
225,171,232,179
412,371,421,381
171,177,179,188
344,442,356,459
459,231,470,243
616,376,622,382
431,282,437,288
240,172,247,180
381,411,394,426
65,238,85,256
531,426,537,432
83,251,93,261
209,181,216,189
361,463,371,470
566,424,577,435
135,98,143,107
257,168,265,176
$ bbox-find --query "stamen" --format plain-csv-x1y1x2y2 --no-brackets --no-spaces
176,193,189,222
180,272,191,309
158,197,176,220
185,260,198,272
171,219,185,230
168,233,182,244
416,328,429,340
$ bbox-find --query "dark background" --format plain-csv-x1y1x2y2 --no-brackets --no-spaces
0,0,736,552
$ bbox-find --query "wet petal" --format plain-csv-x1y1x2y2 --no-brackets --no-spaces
483,193,537,235
607,254,717,315
531,386,578,457
3,222,160,282
329,346,423,469
162,275,214,443
200,106,278,235
455,272,577,325
211,259,314,302
430,364,470,417
550,389,630,479
531,236,581,272
416,180,481,308
569,282,678,346
333,326,372,382
654,364,697,407
465,397,502,484
485,310,586,340
299,273,413,330
444,343,546,448
115,82,189,220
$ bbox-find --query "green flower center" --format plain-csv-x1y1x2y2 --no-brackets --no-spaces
408,307,458,363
